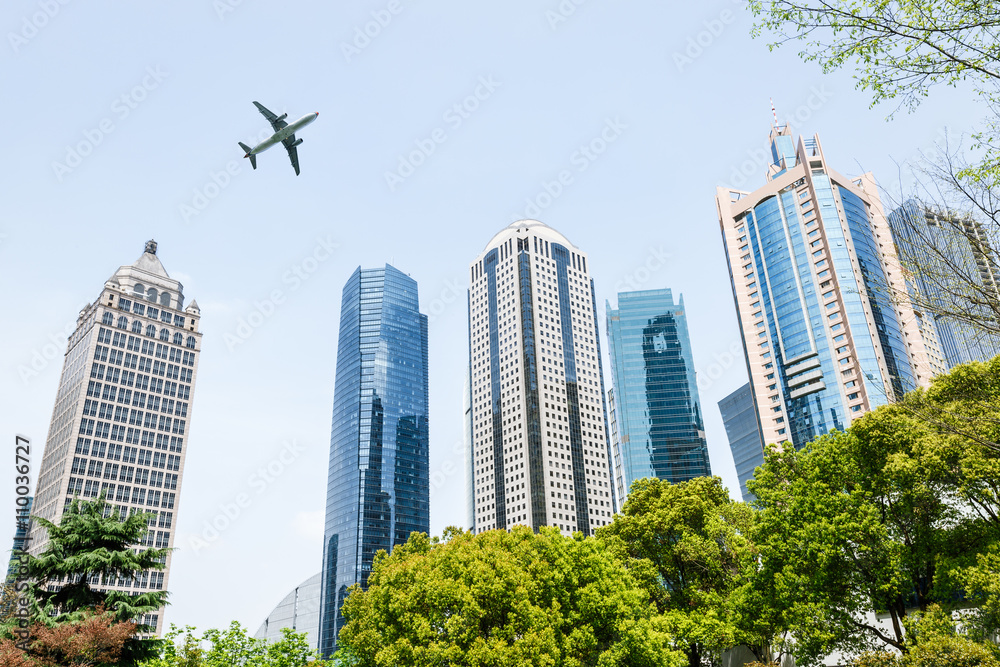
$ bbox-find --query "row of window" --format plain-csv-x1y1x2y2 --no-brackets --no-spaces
96,329,196,365
79,412,186,440
86,382,190,413
93,347,192,381
102,311,196,349
67,478,177,509
69,458,180,484
83,398,188,423
118,293,180,324
77,434,182,457
90,363,191,400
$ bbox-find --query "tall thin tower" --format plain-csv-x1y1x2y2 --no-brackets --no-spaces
318,264,429,657
715,127,935,450
29,241,202,634
466,220,615,536
605,289,710,502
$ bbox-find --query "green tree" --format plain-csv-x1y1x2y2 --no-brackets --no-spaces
595,476,764,667
749,369,1000,666
141,622,329,667
336,527,684,667
24,494,169,630
4,494,171,665
747,0,1000,116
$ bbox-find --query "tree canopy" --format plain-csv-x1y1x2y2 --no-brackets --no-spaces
595,476,760,667
24,495,169,631
336,527,684,667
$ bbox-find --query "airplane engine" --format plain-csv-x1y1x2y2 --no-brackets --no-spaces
276,113,288,122
291,138,303,147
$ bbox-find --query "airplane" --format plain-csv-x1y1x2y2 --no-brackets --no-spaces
238,101,318,176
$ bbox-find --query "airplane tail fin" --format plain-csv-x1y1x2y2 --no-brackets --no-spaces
239,142,257,170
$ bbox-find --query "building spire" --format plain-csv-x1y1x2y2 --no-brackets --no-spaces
145,239,158,255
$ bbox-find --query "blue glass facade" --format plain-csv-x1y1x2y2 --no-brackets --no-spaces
606,289,710,500
721,128,919,451
888,200,1000,368
717,385,764,502
318,265,429,657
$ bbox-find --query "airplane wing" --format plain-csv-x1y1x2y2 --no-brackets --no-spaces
282,135,300,176
253,101,287,131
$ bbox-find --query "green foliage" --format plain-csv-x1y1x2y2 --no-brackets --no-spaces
748,359,1000,665
747,0,1000,113
747,0,1000,195
854,605,1000,666
141,622,329,667
24,494,170,632
336,527,684,667
596,476,761,665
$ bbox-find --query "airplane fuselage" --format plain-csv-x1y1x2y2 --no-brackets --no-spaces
247,112,319,155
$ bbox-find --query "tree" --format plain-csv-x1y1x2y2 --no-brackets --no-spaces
140,622,329,667
1,493,170,665
336,527,684,667
23,494,169,630
748,378,1000,665
595,476,765,667
855,605,1000,667
898,354,1000,457
0,607,135,667
747,0,1000,116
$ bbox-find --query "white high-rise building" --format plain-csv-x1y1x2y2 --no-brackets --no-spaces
466,220,616,536
29,241,202,634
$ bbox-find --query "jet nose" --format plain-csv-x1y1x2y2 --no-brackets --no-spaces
315,112,319,116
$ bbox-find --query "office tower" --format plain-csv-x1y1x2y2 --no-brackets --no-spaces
319,265,429,657
605,289,710,502
28,241,202,634
718,384,765,502
466,220,616,537
255,572,322,648
888,200,1000,368
715,126,935,450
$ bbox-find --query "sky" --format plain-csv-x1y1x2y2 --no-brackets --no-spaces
0,0,988,640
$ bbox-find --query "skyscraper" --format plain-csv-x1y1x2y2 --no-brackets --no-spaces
605,289,710,501
887,199,1000,369
718,383,765,502
319,265,429,657
28,241,202,634
466,220,615,537
715,127,935,450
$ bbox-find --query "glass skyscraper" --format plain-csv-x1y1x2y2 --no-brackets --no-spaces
718,383,764,502
318,265,429,657
605,289,710,501
887,199,1000,369
715,127,937,450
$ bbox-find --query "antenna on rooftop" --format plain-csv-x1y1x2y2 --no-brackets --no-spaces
770,98,779,130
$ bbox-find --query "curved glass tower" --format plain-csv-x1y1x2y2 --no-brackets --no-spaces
318,265,429,657
715,127,936,450
606,289,710,501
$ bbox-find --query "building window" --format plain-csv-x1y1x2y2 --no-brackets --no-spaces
185,336,196,349
117,316,128,329
159,328,170,341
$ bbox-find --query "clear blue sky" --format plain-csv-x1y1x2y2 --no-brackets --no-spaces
0,0,985,638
